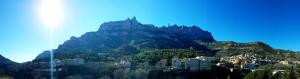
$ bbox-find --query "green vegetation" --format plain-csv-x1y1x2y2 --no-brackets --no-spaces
132,49,208,65
244,70,272,79
199,41,299,61
259,64,293,70
244,64,299,79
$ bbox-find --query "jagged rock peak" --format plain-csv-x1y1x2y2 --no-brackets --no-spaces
95,17,215,42
99,17,142,31
51,17,216,58
126,16,138,23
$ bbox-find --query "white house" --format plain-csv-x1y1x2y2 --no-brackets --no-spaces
172,56,216,71
120,60,131,68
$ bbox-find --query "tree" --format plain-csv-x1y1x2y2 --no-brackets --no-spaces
244,70,271,79
132,68,148,79
113,68,131,79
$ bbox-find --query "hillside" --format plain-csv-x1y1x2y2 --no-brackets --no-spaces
2,17,299,79
198,41,298,60
36,17,215,60
0,54,18,76
0,54,16,66
34,17,298,61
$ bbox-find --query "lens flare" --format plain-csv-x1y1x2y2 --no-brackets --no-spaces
39,0,64,79
39,0,64,27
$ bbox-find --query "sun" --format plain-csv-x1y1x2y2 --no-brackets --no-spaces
39,0,64,27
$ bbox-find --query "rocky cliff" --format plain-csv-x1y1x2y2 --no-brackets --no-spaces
52,17,215,56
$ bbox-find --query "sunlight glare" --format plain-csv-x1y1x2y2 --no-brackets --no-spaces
39,0,64,27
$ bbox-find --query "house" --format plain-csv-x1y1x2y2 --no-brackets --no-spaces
171,57,186,70
187,56,214,71
292,61,300,64
186,58,201,71
114,60,131,68
119,60,131,68
279,61,290,65
172,56,216,71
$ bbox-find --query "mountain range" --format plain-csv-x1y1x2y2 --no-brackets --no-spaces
0,17,296,63
1,17,299,79
36,17,216,60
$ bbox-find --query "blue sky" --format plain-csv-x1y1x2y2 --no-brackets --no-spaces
0,0,299,62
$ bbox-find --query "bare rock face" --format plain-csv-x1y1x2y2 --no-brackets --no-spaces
99,17,143,31
45,17,215,58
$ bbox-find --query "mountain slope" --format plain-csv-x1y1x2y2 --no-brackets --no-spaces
35,17,296,61
0,54,15,65
198,41,298,60
51,17,215,59
35,50,51,60
0,54,17,75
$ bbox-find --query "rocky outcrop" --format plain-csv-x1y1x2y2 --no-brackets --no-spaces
35,50,51,60
43,17,215,59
